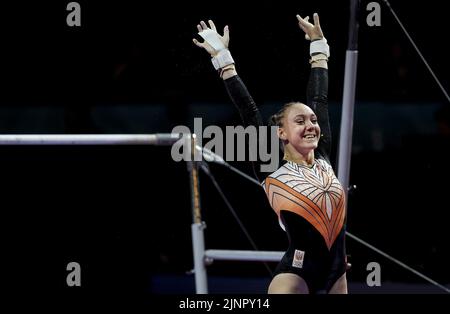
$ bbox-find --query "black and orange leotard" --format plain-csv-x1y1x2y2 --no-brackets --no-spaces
223,68,347,293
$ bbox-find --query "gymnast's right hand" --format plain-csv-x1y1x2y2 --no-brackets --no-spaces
192,20,230,57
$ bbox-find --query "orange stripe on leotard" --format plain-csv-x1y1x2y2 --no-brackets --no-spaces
264,176,345,250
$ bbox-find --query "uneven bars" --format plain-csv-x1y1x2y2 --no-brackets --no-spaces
205,250,283,262
0,134,181,145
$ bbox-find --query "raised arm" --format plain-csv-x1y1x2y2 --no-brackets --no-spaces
297,13,332,160
193,20,263,128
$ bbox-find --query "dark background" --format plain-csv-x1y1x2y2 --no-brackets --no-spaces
0,0,449,301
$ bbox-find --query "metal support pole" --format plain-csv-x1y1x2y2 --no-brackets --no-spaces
191,222,207,294
187,134,208,294
337,0,360,200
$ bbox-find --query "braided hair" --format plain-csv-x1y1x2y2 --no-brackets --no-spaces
268,102,300,152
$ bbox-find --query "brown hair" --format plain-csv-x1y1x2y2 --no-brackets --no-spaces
268,102,301,152
268,102,303,127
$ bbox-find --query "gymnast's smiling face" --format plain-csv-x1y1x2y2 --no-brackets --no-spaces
278,103,321,155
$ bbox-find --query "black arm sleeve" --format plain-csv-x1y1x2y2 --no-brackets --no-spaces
306,67,331,162
223,75,268,182
224,76,264,128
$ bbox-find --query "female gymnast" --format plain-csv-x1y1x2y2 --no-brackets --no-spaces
193,13,348,294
